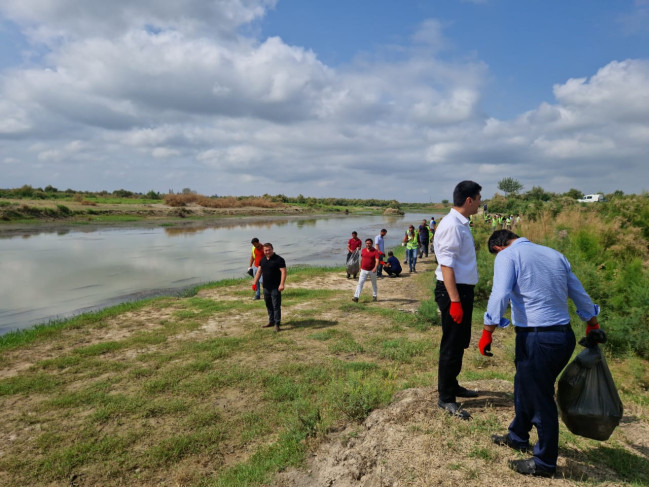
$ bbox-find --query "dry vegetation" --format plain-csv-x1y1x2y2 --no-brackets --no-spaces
163,194,283,209
1,254,647,486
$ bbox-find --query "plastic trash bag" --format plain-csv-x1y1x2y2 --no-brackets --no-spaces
346,248,360,276
557,330,623,441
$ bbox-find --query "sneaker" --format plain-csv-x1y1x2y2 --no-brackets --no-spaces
372,296,377,302
508,458,555,478
262,323,274,328
352,297,359,303
346,274,350,279
274,324,280,332
253,295,261,300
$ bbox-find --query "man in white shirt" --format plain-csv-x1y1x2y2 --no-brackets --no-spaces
433,180,482,419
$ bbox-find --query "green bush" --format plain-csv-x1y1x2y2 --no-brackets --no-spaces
56,204,71,215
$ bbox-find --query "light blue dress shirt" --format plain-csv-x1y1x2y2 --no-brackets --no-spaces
374,234,385,254
484,238,599,328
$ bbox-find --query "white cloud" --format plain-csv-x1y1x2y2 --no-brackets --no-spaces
0,3,648,199
0,0,277,41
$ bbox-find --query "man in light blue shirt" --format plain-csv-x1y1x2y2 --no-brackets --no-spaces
374,229,387,277
479,230,600,478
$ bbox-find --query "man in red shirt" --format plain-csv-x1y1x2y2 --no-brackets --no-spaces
346,231,362,279
352,238,380,302
248,237,264,300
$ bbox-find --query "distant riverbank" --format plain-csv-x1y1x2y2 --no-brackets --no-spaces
0,197,443,228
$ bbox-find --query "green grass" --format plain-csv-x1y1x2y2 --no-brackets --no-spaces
0,299,160,352
1,260,648,487
586,444,649,484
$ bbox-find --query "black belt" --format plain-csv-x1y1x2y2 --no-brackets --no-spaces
516,324,571,333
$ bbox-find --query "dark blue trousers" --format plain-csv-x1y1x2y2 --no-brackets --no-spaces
263,288,282,325
509,326,576,470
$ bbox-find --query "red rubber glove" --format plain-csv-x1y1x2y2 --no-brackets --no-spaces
449,301,463,324
586,322,599,336
478,329,493,356
252,284,257,291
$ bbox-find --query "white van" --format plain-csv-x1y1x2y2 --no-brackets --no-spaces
578,194,604,203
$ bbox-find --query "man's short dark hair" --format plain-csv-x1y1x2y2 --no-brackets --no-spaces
453,180,482,207
263,242,274,249
381,228,387,233
388,251,394,256
365,238,373,243
251,238,260,244
352,231,357,235
487,230,519,254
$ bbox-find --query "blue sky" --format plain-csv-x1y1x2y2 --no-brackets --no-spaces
1,0,649,201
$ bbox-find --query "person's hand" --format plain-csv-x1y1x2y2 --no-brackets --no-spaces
252,284,257,291
478,329,493,356
278,284,285,292
586,322,600,336
449,301,463,324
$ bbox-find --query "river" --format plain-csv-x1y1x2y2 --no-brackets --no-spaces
0,213,441,334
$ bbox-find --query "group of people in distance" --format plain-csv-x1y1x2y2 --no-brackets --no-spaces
246,179,602,478
346,215,440,302
485,212,521,230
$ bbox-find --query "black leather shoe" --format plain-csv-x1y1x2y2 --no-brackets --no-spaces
491,434,530,452
456,386,479,398
508,458,555,478
438,400,471,420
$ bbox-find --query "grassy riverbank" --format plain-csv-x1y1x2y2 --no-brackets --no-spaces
1,187,431,225
1,250,648,486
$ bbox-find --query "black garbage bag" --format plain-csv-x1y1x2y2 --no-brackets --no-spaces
346,248,361,276
557,330,623,441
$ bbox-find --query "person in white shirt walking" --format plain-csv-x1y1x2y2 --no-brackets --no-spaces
433,180,482,419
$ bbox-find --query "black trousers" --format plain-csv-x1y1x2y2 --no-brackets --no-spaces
435,280,474,403
263,287,282,325
420,238,429,257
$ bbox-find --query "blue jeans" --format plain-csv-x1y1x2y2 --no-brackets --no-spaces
252,265,263,298
406,248,418,271
263,287,282,325
509,326,576,470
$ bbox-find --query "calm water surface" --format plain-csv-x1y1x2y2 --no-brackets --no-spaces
0,213,440,334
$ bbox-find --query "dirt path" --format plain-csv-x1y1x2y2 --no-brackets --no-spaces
1,254,646,487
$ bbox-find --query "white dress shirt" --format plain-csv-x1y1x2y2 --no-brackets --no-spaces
433,208,478,285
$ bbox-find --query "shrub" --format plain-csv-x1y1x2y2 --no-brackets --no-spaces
56,204,71,215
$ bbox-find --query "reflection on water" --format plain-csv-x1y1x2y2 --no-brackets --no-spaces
0,213,441,334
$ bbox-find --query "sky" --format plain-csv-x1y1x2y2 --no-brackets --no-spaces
1,0,649,202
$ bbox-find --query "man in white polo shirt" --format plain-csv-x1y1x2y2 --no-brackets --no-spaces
433,180,482,419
